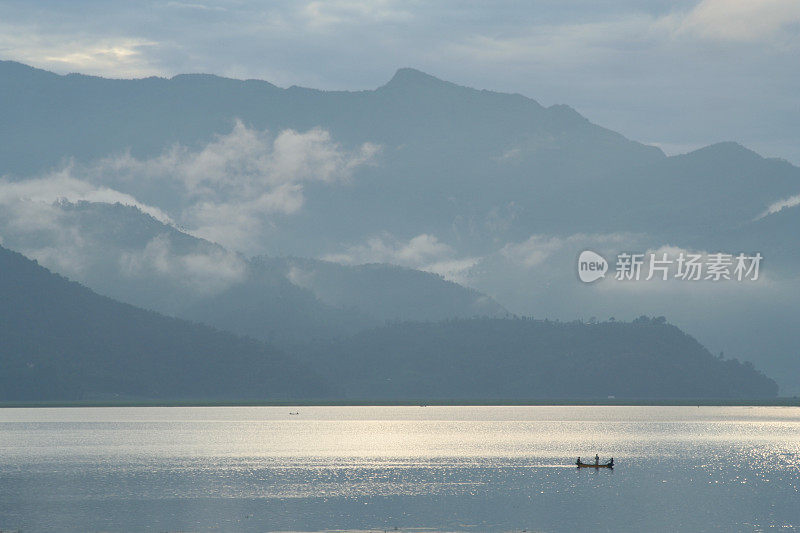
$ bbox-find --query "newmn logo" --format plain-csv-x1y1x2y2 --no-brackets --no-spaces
577,250,608,283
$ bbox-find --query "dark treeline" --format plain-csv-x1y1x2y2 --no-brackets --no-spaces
300,317,778,400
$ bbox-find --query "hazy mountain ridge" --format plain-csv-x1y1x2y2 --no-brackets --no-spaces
300,317,778,400
3,60,796,254
0,201,505,343
583,141,800,241
257,256,508,322
2,60,795,256
0,244,332,401
0,243,776,401
0,60,666,256
0,201,366,342
2,60,800,393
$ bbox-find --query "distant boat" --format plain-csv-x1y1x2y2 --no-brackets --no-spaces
576,458,614,468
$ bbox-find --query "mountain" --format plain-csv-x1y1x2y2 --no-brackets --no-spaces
0,61,662,177
579,142,800,242
0,60,665,257
0,201,373,344
2,61,797,257
1,237,777,402
2,61,799,393
0,201,505,344
0,245,332,401
300,317,778,400
256,256,507,322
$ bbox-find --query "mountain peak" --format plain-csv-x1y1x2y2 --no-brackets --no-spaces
381,68,454,90
0,60,61,80
683,141,763,162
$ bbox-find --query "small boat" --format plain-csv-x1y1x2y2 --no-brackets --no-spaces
576,457,614,468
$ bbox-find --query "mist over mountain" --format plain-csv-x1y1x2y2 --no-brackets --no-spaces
2,60,795,261
257,256,507,323
1,61,799,393
0,201,505,344
3,60,796,261
1,242,774,402
0,60,665,257
0,245,331,401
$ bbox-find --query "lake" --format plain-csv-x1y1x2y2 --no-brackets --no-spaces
1,405,798,532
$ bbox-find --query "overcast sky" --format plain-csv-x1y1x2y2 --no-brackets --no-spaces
2,0,799,163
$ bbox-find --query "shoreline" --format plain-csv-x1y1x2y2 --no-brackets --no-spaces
1,398,798,408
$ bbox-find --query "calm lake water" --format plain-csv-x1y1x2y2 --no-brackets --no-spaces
1,405,799,532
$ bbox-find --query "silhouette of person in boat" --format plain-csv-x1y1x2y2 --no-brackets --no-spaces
576,455,614,467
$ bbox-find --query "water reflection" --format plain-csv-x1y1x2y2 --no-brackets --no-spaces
0,406,798,532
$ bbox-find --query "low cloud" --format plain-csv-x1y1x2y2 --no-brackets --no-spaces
500,233,633,269
0,122,379,298
100,122,378,199
89,121,379,252
0,122,379,254
456,233,780,330
0,172,173,225
120,234,247,295
756,193,800,219
0,197,248,297
671,0,800,43
325,233,454,266
324,233,478,283
0,199,95,275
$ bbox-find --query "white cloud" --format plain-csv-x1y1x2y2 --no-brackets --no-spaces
119,234,247,294
0,199,92,275
0,22,160,78
0,122,380,296
500,233,632,269
0,173,174,276
269,127,380,185
672,0,800,43
0,196,249,296
90,122,378,252
0,172,174,225
756,193,800,219
422,258,480,285
26,244,91,277
500,235,565,268
1,122,379,254
301,0,412,29
325,232,650,286
286,264,315,289
444,1,800,70
324,233,478,282
183,183,306,252
324,233,449,266
94,121,378,198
